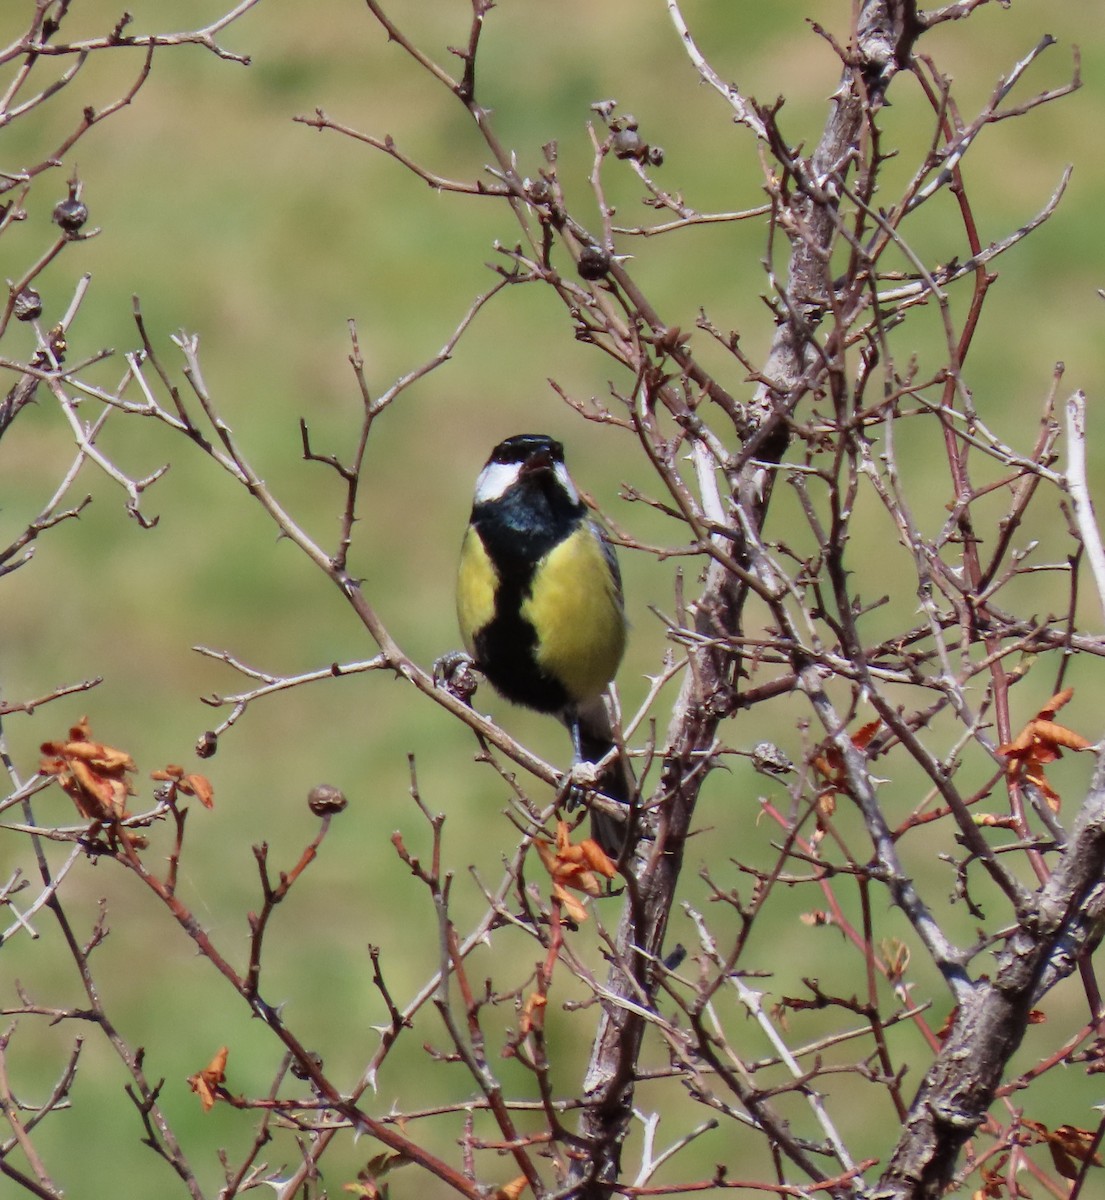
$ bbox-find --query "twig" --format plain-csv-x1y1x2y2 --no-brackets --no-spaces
665,0,767,139
1064,390,1105,628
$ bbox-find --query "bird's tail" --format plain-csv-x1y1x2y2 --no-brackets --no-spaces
566,694,635,860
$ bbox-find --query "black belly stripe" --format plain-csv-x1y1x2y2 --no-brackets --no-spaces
469,496,577,714
472,541,570,713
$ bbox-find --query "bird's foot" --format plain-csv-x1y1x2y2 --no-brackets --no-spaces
433,650,479,704
563,760,601,807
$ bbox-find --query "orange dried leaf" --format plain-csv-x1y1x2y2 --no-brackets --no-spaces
1039,687,1074,719
812,749,840,783
534,838,559,875
578,837,616,879
935,1007,959,1042
1026,1119,1103,1180
1023,740,1062,766
495,1177,529,1200
1033,719,1093,754
519,991,547,1036
68,716,92,741
535,822,611,913
851,719,883,751
997,728,1033,757
1050,1124,1103,1177
181,773,215,808
573,870,604,898
152,765,215,809
40,718,137,822
1025,762,1061,812
812,721,882,799
998,691,1093,814
551,882,589,924
975,1154,1010,1199
187,1045,229,1113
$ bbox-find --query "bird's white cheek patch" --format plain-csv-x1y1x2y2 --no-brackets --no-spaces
553,461,580,505
474,461,523,504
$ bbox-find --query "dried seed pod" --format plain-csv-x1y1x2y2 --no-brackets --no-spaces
577,244,611,281
611,128,644,160
524,176,551,204
53,196,89,233
13,287,42,321
308,783,348,815
752,741,794,776
290,1050,324,1081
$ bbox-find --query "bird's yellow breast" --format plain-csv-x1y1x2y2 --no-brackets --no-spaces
456,525,498,657
523,525,625,703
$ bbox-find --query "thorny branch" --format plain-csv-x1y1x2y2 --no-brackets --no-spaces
3,1,1104,1199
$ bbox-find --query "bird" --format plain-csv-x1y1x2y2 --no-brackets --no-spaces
456,433,633,857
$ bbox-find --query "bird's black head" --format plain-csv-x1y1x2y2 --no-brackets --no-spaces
487,434,564,471
471,433,582,539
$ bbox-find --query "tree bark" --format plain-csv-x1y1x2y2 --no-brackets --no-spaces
875,749,1105,1198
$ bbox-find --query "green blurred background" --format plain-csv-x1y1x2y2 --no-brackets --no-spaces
2,2,1104,1196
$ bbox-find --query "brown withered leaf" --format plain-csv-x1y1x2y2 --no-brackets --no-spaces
935,1006,959,1042
519,991,547,1037
1023,1118,1103,1181
1040,686,1074,719
535,821,616,921
181,774,215,808
550,882,589,925
495,1177,528,1200
40,716,137,822
152,764,215,809
187,1045,229,1113
343,1152,411,1198
974,1153,1009,1199
577,836,616,878
998,689,1093,813
812,720,882,801
1048,1123,1103,1179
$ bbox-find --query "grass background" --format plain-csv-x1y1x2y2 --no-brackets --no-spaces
2,2,1105,1196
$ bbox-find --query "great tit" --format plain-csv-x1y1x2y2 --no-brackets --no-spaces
456,433,632,856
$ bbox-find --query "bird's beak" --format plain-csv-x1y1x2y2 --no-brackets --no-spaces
521,450,554,475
